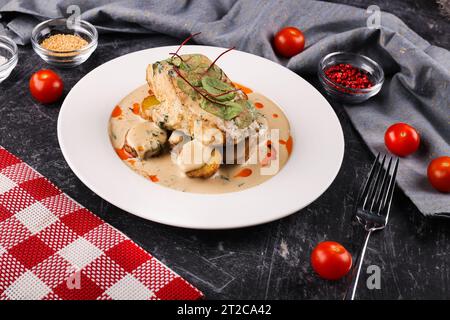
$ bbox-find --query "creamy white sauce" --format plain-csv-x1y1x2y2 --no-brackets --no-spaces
109,84,292,194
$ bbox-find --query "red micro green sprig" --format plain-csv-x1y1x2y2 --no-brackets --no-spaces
208,88,243,98
169,32,202,61
205,46,235,73
168,52,185,62
169,34,242,106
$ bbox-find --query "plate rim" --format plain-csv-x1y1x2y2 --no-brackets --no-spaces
57,45,345,229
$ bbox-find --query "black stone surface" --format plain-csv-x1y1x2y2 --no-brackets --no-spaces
0,0,449,300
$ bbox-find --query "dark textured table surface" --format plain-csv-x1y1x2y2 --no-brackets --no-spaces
1,0,449,300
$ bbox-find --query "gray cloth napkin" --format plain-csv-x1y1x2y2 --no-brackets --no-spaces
1,0,449,216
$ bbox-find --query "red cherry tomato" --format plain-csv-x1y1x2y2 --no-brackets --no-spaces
29,69,64,104
311,241,352,280
384,123,420,157
273,26,305,58
427,156,450,193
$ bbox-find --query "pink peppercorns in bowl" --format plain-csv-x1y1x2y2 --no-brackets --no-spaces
318,52,384,104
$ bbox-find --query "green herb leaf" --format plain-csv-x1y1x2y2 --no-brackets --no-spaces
201,76,235,101
201,76,233,92
186,73,202,86
222,100,244,120
176,78,198,99
233,100,256,127
200,99,225,118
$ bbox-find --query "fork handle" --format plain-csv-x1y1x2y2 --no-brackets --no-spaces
344,230,372,300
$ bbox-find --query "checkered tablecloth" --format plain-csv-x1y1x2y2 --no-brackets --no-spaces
0,147,203,300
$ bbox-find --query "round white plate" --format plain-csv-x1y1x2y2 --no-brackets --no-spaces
58,45,344,229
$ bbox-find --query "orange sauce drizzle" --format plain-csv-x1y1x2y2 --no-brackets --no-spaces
232,82,253,94
234,168,253,178
149,175,159,182
111,105,122,118
286,136,293,155
115,148,133,160
272,113,279,118
132,103,140,115
279,136,293,156
254,102,264,109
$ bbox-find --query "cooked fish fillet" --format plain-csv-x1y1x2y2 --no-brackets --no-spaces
146,54,264,146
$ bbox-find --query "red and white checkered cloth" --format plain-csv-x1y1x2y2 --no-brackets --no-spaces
0,147,203,300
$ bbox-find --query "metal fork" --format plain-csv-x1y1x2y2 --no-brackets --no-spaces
344,153,399,300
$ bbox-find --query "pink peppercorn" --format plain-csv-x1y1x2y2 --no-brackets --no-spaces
324,63,373,91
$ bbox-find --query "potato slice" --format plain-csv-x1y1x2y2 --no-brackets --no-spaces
186,149,222,179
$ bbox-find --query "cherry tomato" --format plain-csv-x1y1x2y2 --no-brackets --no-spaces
273,26,305,58
311,241,352,280
384,123,420,157
29,69,64,104
427,156,450,193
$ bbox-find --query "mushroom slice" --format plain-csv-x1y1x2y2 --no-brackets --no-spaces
124,122,167,159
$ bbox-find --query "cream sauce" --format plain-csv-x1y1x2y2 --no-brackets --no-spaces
109,84,292,194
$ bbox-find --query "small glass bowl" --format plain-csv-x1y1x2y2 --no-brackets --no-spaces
31,18,98,68
0,36,18,83
318,52,384,104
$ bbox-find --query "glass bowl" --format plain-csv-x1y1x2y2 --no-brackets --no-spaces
31,18,98,68
318,52,384,104
0,36,18,83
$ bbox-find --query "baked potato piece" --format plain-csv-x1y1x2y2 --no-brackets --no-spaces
175,139,222,179
124,122,167,159
186,149,222,179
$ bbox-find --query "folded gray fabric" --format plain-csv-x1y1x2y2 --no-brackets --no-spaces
1,0,448,216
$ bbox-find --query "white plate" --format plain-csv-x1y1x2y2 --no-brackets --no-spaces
58,46,344,229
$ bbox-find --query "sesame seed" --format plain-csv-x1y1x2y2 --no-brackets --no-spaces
40,34,89,52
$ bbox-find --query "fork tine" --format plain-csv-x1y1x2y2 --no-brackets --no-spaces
358,153,380,207
372,156,393,213
359,153,380,205
379,157,399,215
368,154,387,212
362,153,384,210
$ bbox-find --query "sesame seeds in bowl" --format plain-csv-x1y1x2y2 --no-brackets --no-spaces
40,34,89,53
31,18,98,68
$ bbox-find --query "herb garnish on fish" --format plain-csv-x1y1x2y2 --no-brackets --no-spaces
162,33,256,122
